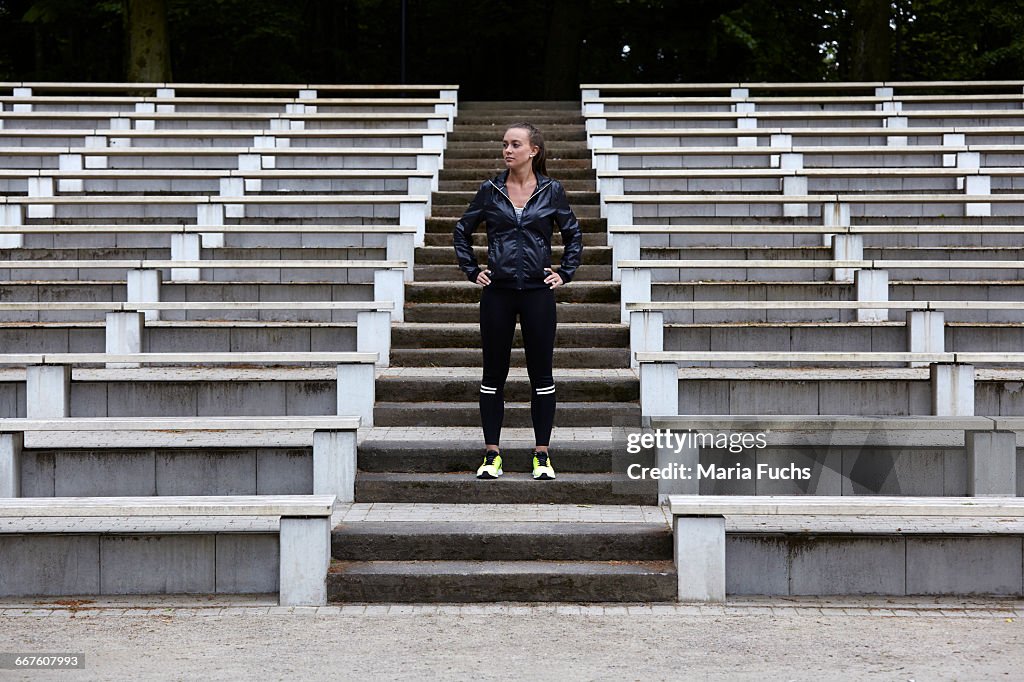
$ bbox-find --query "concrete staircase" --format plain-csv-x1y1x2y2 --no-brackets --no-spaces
331,101,670,602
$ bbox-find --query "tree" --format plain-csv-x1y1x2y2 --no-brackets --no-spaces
848,0,891,80
125,0,171,82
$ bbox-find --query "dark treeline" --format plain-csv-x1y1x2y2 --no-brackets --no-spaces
1,0,1022,98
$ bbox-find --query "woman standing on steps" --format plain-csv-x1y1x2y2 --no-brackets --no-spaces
452,122,583,481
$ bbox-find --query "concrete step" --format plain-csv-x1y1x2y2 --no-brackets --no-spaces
460,100,581,110
426,215,607,233
376,376,639,403
416,245,610,265
413,264,612,281
445,142,591,159
392,323,627,348
423,231,608,247
403,302,619,323
432,189,600,206
448,128,588,143
355,472,655,505
406,281,619,304
326,559,675,602
431,203,601,218
372,401,641,427
356,439,630,473
442,158,594,170
331,522,671,560
389,348,631,368
439,179,595,192
439,168,596,182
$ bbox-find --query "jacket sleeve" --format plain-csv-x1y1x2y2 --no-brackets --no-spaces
552,180,583,284
452,180,488,283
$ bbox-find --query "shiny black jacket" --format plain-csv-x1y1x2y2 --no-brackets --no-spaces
452,170,583,290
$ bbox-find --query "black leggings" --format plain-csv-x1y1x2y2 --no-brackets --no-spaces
479,286,557,447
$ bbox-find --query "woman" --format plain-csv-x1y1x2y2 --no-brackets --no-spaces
453,122,583,481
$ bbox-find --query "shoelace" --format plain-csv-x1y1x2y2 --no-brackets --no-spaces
484,451,499,465
534,452,549,467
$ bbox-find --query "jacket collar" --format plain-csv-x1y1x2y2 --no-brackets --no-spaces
493,168,551,191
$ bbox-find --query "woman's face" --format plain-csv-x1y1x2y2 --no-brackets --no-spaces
502,127,537,173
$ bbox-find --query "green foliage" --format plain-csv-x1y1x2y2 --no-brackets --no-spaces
1,0,1023,92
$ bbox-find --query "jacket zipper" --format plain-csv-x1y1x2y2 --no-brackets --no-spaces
488,178,552,288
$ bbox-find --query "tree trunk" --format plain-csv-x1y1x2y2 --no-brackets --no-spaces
849,0,891,81
125,0,171,82
542,0,587,100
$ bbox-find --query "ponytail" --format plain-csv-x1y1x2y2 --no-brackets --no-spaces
507,121,547,176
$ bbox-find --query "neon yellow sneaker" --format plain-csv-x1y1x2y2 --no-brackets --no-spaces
476,450,503,479
532,451,556,480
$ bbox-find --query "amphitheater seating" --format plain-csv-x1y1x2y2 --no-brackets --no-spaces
0,494,336,604
0,416,359,499
667,494,1024,601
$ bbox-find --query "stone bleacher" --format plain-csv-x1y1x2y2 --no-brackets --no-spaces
584,81,1024,599
0,83,453,604
2,80,1024,604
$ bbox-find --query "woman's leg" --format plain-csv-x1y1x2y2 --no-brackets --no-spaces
519,287,557,448
479,287,517,448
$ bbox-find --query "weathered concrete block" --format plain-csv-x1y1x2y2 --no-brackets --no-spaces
755,447,843,496
155,450,257,496
674,515,726,602
0,535,100,596
931,363,975,416
256,448,313,494
19,450,54,497
699,450,756,496
197,382,287,416
789,536,906,595
283,381,335,416
107,383,198,417
55,450,156,496
313,430,356,503
725,536,789,595
842,449,946,496
906,537,1023,595
215,534,278,593
279,516,330,606
640,362,678,418
337,364,374,426
966,430,1017,496
100,535,216,594
26,365,70,418
0,432,22,497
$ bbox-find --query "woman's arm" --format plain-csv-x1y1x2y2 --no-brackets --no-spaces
552,180,583,284
452,180,489,283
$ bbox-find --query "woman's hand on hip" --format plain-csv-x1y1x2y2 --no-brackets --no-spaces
544,268,564,289
475,269,491,286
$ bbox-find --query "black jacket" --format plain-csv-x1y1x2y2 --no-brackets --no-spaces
452,170,583,290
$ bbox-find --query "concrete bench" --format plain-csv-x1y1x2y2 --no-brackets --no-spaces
1,223,418,269
2,192,430,239
643,415,1016,501
0,494,336,605
591,144,1013,174
0,145,446,178
588,127,1024,151
627,300,1024,356
635,350,1024,417
583,110,1024,136
0,300,394,366
666,494,1024,601
0,167,438,195
0,351,377,424
0,416,359,500
0,261,408,314
616,258,1024,322
0,128,447,152
0,110,454,133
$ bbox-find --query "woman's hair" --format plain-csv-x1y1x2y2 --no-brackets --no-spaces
506,121,547,176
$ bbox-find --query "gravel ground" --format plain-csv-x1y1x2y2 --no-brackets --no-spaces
1,603,1022,681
